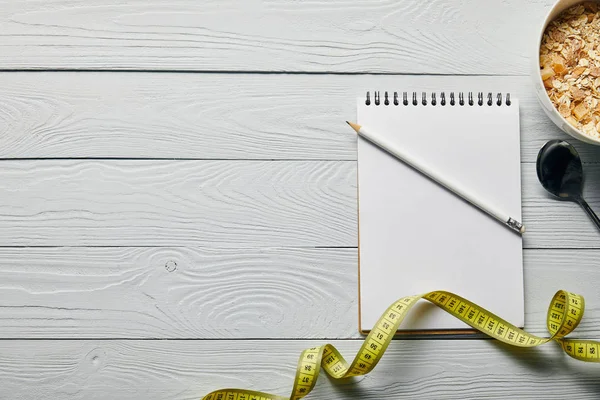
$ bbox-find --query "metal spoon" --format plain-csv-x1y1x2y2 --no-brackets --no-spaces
536,139,600,231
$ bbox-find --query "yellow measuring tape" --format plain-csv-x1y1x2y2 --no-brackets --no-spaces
202,290,599,400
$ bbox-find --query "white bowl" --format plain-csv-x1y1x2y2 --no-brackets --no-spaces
533,0,600,145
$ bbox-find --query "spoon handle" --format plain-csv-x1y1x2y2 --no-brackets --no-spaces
578,198,600,232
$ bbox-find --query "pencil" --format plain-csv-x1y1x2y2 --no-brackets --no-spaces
346,121,525,235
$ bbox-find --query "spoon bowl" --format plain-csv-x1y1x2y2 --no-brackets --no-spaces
536,140,600,232
536,140,583,200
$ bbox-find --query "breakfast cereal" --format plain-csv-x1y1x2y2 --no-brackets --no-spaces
540,2,600,139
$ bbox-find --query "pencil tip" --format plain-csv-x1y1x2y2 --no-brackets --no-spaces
346,121,361,133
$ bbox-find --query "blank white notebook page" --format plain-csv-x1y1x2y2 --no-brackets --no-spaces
358,96,523,332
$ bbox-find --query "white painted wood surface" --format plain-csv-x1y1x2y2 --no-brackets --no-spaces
0,247,358,338
4,73,600,161
0,0,553,74
1,0,600,399
2,339,600,400
0,160,356,247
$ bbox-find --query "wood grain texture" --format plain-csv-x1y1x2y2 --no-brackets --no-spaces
0,160,356,247
2,2,599,398
0,0,553,74
522,163,600,249
4,73,600,161
524,249,600,339
0,247,357,338
2,160,600,248
1,339,600,400
0,247,599,339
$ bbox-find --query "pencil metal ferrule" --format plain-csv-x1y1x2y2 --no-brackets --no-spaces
506,218,524,234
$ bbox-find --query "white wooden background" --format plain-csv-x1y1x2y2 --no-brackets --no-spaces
2,1,600,399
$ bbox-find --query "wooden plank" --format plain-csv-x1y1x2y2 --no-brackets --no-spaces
1,160,600,248
1,339,599,400
0,0,551,74
0,160,356,247
3,73,600,161
0,247,599,339
0,247,357,339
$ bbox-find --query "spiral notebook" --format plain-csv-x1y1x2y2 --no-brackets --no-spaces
358,91,524,334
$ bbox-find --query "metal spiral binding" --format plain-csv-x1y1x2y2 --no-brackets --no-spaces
365,91,512,106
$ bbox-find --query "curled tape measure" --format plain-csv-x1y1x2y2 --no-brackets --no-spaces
203,290,599,400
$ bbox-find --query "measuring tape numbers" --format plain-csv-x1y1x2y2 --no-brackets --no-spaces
202,290,599,400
